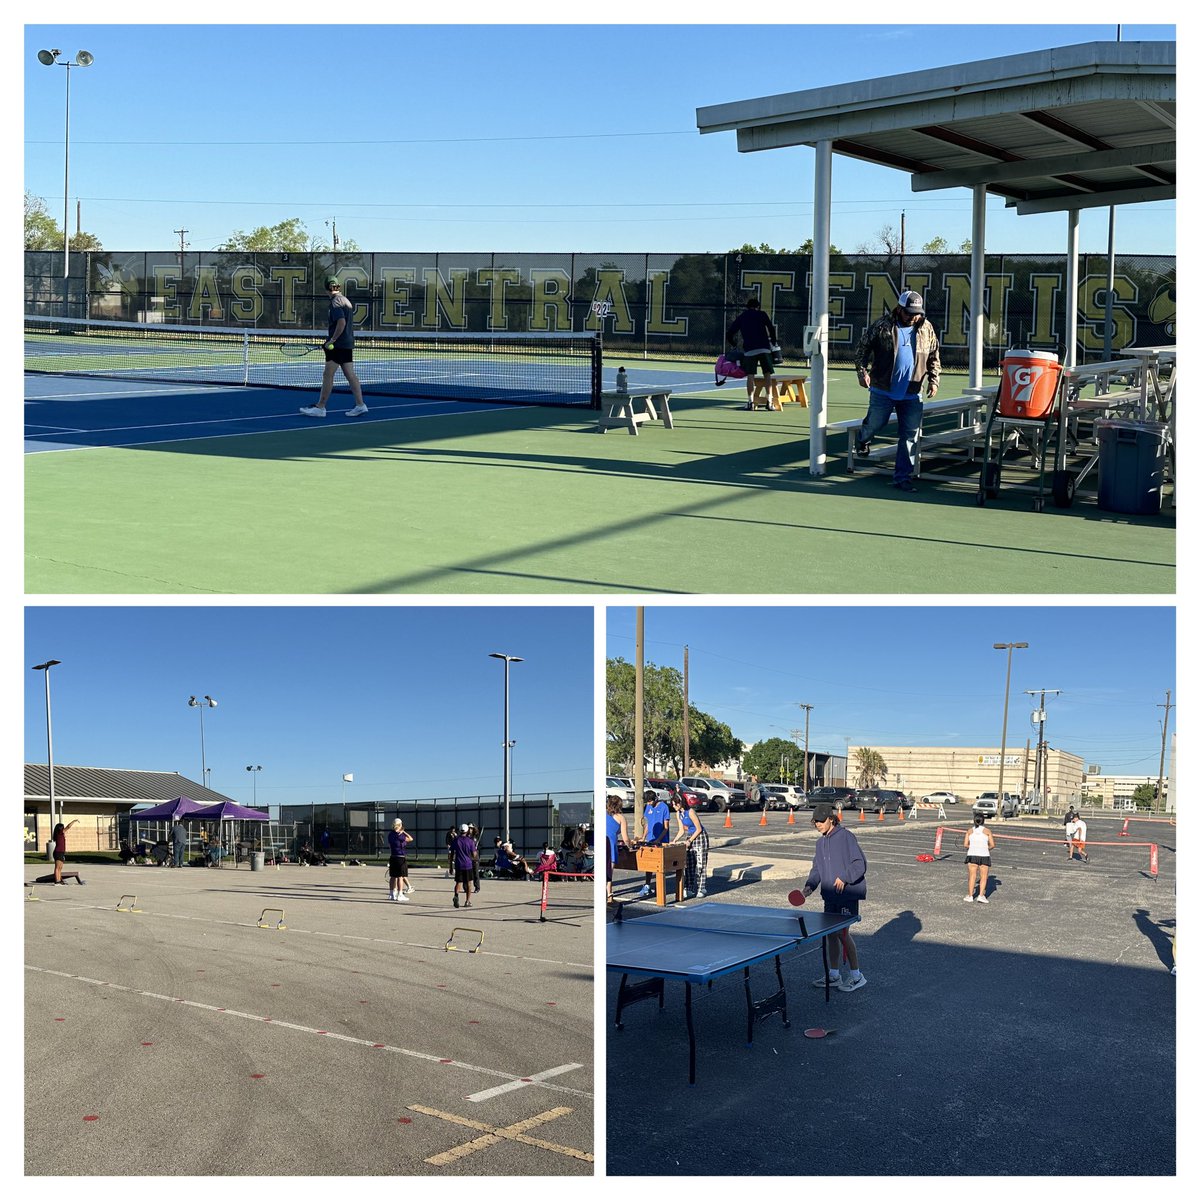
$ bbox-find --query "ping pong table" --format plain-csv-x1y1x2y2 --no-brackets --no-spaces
607,902,859,1083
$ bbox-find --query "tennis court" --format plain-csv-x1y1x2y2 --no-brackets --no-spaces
607,813,1175,1175
25,861,593,1176
25,348,1174,595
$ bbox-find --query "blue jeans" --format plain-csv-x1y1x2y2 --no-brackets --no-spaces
859,391,923,483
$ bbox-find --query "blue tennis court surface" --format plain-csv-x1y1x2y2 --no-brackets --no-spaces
24,365,715,454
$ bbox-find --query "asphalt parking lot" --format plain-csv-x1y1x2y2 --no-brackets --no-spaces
606,814,1175,1176
25,861,593,1176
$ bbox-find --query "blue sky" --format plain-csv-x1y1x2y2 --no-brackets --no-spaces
24,606,594,806
606,605,1176,775
23,17,1176,256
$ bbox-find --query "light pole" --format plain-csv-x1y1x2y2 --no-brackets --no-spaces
246,765,262,805
993,643,1028,809
187,695,217,791
488,652,523,843
32,660,62,841
36,49,94,285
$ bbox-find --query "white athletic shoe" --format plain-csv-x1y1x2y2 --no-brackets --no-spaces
299,406,327,418
637,885,652,898
397,893,409,902
838,973,867,993
813,973,842,988
345,404,369,417
976,895,990,904
964,895,975,902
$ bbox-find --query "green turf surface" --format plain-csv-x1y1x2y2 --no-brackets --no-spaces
25,364,1174,594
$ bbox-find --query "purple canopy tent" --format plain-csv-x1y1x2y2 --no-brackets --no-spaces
130,796,205,821
185,801,270,867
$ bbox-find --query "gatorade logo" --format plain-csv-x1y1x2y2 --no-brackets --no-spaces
1007,363,1043,407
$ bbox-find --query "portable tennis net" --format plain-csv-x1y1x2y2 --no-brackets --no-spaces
25,315,602,408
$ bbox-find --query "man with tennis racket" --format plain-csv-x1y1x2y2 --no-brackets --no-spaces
299,276,368,418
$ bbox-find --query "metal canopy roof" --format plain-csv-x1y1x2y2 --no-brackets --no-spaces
696,41,1175,215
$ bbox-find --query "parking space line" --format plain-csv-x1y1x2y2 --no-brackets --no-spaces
25,964,592,1101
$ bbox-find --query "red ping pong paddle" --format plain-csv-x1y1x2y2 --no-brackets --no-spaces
804,1027,836,1039
788,889,806,906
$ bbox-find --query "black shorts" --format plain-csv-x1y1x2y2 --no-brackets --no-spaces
744,352,775,377
389,856,408,879
454,867,474,885
53,850,66,863
823,895,859,918
324,346,354,365
965,855,991,866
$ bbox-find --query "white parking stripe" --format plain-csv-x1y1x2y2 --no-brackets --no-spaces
466,1062,584,1103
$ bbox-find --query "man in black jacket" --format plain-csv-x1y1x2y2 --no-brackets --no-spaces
727,296,779,410
852,290,940,493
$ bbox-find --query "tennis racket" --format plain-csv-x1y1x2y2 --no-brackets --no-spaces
278,341,328,358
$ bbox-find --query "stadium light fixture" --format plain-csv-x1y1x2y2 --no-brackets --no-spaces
188,695,217,791
488,653,523,842
32,660,62,836
36,49,94,286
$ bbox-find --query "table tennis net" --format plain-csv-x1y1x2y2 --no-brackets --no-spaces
24,315,602,408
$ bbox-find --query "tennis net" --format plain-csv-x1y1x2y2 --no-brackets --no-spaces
24,315,602,408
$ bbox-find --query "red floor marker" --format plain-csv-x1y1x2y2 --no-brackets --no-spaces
468,1020,480,1025
141,1042,154,1047
439,1059,453,1064
373,1044,386,1049
250,1074,266,1080
546,1002,557,1006
54,1017,65,1022
83,1115,99,1122
316,1030,328,1035
397,1117,412,1125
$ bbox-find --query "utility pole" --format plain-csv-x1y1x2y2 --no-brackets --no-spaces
1156,689,1173,813
682,645,690,778
1024,688,1060,806
796,703,813,795
174,227,189,281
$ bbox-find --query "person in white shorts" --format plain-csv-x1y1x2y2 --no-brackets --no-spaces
963,813,996,903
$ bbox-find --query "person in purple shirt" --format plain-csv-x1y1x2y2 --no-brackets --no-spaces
387,818,413,903
799,803,868,992
451,824,478,908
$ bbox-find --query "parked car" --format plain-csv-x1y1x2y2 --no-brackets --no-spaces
725,782,747,808
605,776,636,811
973,792,1018,819
680,777,733,812
807,786,859,810
921,791,960,806
858,788,911,813
642,778,673,804
762,784,805,810
645,778,701,809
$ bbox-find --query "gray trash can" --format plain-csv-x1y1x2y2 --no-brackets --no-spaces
1096,419,1168,515
251,851,265,871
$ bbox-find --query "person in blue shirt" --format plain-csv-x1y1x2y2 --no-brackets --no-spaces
605,795,631,904
852,289,941,493
799,803,868,992
670,794,709,899
299,276,368,418
726,296,779,410
387,818,413,903
637,789,671,899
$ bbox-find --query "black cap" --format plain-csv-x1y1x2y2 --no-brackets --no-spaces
811,803,836,823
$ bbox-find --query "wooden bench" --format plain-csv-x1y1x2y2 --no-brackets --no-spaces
598,388,673,435
750,372,808,410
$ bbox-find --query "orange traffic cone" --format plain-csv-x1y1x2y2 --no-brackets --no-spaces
787,808,795,826
898,807,905,822
724,809,733,829
759,808,768,826
878,808,885,822
859,808,865,822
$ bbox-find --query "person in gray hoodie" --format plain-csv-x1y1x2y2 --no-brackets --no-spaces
799,803,868,992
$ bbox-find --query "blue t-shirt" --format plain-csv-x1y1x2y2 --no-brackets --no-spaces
680,809,697,836
606,812,622,863
643,800,670,844
327,293,355,348
388,830,410,858
875,324,916,401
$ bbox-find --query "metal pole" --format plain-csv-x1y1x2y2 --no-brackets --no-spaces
62,62,71,281
993,643,1028,806
502,662,511,843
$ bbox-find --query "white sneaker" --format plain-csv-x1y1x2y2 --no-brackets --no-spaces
345,404,369,417
964,895,975,902
299,406,327,418
396,893,409,902
976,895,990,904
838,973,867,993
404,885,414,894
812,973,842,988
637,885,652,898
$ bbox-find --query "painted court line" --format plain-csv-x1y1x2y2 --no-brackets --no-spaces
408,1103,593,1166
25,964,591,1101
466,1062,584,1102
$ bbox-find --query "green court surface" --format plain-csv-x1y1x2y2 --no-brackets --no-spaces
25,365,1174,595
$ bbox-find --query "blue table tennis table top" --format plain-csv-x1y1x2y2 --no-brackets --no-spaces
607,902,858,983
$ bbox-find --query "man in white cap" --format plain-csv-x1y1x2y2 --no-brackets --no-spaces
450,823,478,908
852,289,940,493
